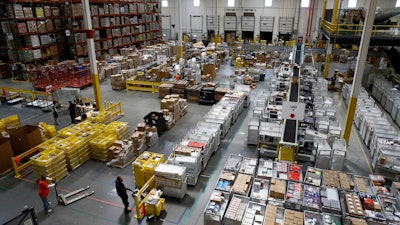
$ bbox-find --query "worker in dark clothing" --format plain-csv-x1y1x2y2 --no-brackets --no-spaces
115,176,132,214
68,101,76,123
51,101,58,126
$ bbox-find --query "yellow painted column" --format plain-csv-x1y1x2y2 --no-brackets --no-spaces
323,42,332,79
178,45,183,59
332,0,340,25
321,0,327,21
343,97,357,142
323,54,330,78
214,34,219,44
342,0,377,144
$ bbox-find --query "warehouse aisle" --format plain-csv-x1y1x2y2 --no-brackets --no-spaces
0,61,373,225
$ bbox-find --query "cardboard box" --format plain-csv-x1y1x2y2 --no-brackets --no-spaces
0,137,14,174
9,125,43,156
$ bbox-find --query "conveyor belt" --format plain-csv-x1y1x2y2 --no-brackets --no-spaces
283,119,297,143
289,82,299,102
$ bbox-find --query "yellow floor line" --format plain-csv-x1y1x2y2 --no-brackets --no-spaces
353,128,374,175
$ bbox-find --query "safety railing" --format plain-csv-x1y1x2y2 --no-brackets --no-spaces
12,146,40,178
104,101,124,120
321,20,400,37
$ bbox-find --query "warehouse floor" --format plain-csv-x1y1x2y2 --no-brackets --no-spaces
0,60,374,225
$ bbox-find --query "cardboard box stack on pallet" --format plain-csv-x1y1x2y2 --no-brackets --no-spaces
186,84,202,103
107,140,134,168
131,123,147,156
232,173,252,196
154,163,187,199
168,145,202,186
170,80,189,98
158,83,173,98
283,209,304,225
160,94,188,126
269,178,286,201
0,137,14,174
214,87,230,102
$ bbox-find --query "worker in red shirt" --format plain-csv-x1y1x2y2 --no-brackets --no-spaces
38,175,54,214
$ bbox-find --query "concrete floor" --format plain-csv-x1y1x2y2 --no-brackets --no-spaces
0,61,373,225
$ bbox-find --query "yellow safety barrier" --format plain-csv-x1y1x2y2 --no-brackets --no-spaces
12,146,41,178
0,87,50,100
104,101,123,120
134,175,155,219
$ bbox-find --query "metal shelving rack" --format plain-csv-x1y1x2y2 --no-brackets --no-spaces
66,0,162,63
2,0,66,64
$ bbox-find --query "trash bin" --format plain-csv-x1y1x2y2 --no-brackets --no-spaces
259,73,265,81
144,112,166,135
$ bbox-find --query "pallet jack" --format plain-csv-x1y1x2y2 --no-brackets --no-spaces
54,182,94,206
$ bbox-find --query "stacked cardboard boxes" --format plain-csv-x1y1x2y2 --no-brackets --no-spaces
215,87,230,102
131,124,147,156
349,217,368,225
339,172,356,191
269,178,286,200
170,80,189,98
224,195,249,225
110,74,125,90
168,145,202,186
283,209,304,225
263,205,280,225
0,138,14,174
107,140,134,168
216,171,236,192
232,173,252,196
186,84,202,102
154,163,187,199
158,83,173,98
323,170,340,188
160,94,187,124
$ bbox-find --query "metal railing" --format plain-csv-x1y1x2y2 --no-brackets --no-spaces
321,20,400,37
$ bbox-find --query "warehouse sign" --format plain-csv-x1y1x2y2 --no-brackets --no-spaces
282,102,305,120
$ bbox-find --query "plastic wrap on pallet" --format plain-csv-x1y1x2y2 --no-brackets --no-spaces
167,150,201,186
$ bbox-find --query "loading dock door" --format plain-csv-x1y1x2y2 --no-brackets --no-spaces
224,15,237,42
161,15,172,40
190,15,203,42
242,13,255,42
260,16,274,43
279,16,294,43
207,15,218,41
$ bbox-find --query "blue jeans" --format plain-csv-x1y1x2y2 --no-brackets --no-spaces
41,197,49,213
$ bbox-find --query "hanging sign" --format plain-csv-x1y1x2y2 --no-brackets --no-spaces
282,101,305,120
